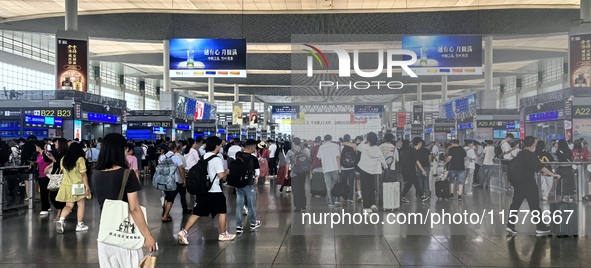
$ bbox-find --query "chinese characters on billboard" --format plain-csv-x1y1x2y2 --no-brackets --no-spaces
169,38,247,78
56,32,88,92
569,33,591,87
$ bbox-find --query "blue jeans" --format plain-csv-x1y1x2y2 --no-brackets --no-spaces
340,169,356,201
481,165,494,188
448,170,466,185
235,185,257,227
323,171,340,205
417,166,431,193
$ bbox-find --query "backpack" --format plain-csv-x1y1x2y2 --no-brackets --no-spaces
186,155,218,195
494,141,505,159
507,152,525,186
226,152,254,188
341,146,357,169
291,149,310,176
152,155,177,191
438,152,445,162
274,144,281,159
0,141,10,166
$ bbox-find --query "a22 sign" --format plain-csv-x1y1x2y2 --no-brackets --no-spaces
573,106,591,118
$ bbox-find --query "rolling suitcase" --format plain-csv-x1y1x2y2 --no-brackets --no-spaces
435,180,450,199
311,168,326,197
383,181,400,211
551,179,578,237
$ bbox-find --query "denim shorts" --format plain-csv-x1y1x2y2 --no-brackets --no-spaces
448,170,466,184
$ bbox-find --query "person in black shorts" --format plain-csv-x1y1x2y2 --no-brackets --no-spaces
177,136,236,244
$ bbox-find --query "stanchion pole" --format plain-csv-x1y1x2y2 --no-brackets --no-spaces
0,170,4,216
28,173,35,209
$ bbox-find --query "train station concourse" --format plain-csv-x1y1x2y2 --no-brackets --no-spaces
2,0,591,267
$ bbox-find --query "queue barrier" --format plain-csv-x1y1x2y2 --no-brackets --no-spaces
491,159,591,202
0,166,35,216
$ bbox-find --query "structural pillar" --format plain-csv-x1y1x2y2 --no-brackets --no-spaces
233,84,239,102
208,78,214,102
482,35,497,109
582,0,591,22
417,83,422,102
250,94,255,111
65,0,78,31
263,103,269,128
401,94,406,110
441,76,448,101
163,40,171,93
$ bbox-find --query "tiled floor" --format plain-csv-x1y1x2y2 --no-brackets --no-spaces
2,177,591,267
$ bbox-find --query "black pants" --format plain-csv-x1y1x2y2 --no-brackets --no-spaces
268,158,277,176
474,164,481,184
38,177,50,211
401,170,423,198
508,181,544,229
292,174,307,209
359,169,376,209
164,183,189,210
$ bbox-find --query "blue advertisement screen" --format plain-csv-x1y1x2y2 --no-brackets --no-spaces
402,35,482,75
527,110,560,122
169,38,247,78
203,104,212,120
186,99,196,116
458,123,472,130
88,112,118,124
176,124,191,131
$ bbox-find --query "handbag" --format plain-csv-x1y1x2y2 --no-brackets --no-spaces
97,169,147,250
47,169,63,191
139,253,157,268
72,183,85,195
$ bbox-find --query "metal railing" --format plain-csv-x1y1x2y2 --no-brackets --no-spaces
0,166,35,216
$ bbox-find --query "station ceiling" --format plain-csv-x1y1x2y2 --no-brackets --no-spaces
0,1,580,103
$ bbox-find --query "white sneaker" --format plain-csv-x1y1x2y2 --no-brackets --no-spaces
177,230,189,245
56,221,65,234
370,205,378,212
250,220,262,230
286,186,292,193
76,223,89,232
243,206,248,215
39,211,49,216
160,196,165,207
363,208,373,213
219,232,236,241
265,180,270,185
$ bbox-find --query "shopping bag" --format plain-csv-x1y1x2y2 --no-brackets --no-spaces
139,253,157,268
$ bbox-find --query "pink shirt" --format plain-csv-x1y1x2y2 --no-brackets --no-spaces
126,155,138,170
36,153,51,178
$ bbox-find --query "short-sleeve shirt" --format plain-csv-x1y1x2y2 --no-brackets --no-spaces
402,148,419,174
317,142,341,173
158,152,184,183
203,152,225,193
520,150,545,185
60,157,87,185
126,154,138,170
448,146,467,171
92,168,142,210
418,147,431,168
483,146,495,165
501,140,513,160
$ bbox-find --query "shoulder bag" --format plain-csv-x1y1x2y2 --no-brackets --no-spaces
47,167,63,191
97,169,147,250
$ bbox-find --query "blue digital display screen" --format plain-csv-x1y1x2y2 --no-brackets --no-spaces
25,115,45,124
458,122,472,130
185,99,197,115
152,127,167,134
494,130,507,139
217,129,226,134
527,110,559,122
88,112,118,124
25,116,62,127
176,124,191,131
127,129,152,141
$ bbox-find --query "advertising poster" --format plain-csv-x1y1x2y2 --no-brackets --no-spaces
56,31,88,92
272,106,300,120
232,103,243,125
569,32,591,87
169,38,247,78
194,101,205,120
574,119,591,139
397,111,407,128
402,35,482,75
249,112,259,128
354,105,383,120
475,128,493,141
74,120,82,140
412,103,423,124
565,120,573,141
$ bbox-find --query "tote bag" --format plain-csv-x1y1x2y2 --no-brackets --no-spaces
47,168,63,191
97,169,147,250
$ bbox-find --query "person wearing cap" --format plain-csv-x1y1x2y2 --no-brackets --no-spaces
234,139,262,234
317,134,342,207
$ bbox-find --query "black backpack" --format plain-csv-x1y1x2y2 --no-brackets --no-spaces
0,141,11,166
438,153,445,162
494,141,505,159
341,146,357,169
292,149,310,176
226,152,253,188
186,155,218,195
507,152,525,186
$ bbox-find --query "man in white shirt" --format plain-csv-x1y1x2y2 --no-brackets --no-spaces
267,140,278,183
481,140,496,189
430,141,441,180
464,141,476,195
178,136,235,244
159,142,187,222
317,134,341,207
473,141,484,186
500,133,515,191
227,137,243,160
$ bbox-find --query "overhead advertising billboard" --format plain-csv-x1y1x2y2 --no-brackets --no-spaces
194,101,205,120
397,111,407,128
412,103,423,124
569,32,591,87
272,106,301,120
56,31,88,92
232,103,243,125
169,38,247,78
402,35,482,76
354,105,383,120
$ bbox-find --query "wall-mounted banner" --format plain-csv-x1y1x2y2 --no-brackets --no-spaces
565,120,573,142
56,31,88,92
412,103,423,124
74,120,82,140
272,106,301,120
402,35,482,76
249,112,259,128
397,111,407,128
232,103,243,125
169,38,247,78
569,32,591,87
354,105,383,120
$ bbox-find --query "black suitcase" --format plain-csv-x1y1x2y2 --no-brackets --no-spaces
435,180,450,199
551,179,579,237
311,169,326,197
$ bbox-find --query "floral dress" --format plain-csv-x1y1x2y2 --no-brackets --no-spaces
56,157,87,203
